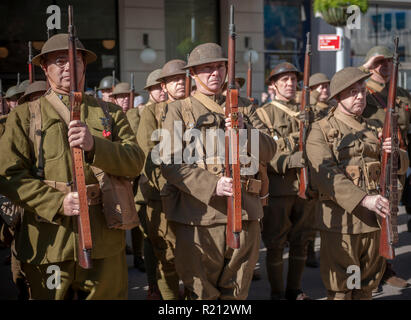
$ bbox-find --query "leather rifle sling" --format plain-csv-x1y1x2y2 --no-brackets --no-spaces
333,109,379,144
270,100,301,122
45,91,93,260
193,92,225,116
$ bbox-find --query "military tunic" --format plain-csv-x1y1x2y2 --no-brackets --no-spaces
160,92,276,300
0,91,144,299
306,107,408,299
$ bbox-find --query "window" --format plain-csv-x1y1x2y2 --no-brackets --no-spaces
164,0,219,61
0,0,119,90
263,0,311,84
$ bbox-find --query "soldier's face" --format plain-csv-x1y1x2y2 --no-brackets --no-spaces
114,93,130,113
149,84,167,103
101,89,112,102
162,75,185,101
373,58,393,83
41,50,85,93
6,98,18,110
338,82,367,115
314,83,330,102
193,62,227,94
274,73,297,101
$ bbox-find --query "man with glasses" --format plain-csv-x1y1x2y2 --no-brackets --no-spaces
361,46,411,289
306,67,409,299
0,33,144,300
159,43,276,300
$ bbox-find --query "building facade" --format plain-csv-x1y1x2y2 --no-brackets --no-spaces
0,0,410,102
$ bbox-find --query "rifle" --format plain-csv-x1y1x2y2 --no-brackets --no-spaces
225,5,242,249
298,32,311,200
17,73,21,86
28,41,35,83
246,52,253,102
185,54,191,98
68,5,93,269
129,73,135,111
379,36,400,260
111,70,116,103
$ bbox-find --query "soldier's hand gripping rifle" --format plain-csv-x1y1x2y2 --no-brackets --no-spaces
379,36,400,260
298,32,311,200
226,5,242,249
185,54,191,98
28,41,35,83
68,5,93,269
129,73,135,111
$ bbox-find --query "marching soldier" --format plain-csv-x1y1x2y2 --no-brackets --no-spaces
303,72,332,269
360,46,411,289
306,67,409,299
256,62,314,300
97,74,119,102
110,82,139,114
17,81,48,104
0,33,144,300
4,85,23,111
108,81,146,272
127,69,167,300
159,43,276,300
135,59,188,300
309,73,332,121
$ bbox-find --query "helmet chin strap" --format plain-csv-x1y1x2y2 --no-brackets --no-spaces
274,83,290,101
337,98,357,116
45,66,87,95
191,68,221,95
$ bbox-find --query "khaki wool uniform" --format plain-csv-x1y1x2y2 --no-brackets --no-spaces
0,91,144,299
257,98,315,298
0,114,7,137
306,108,409,299
136,100,180,300
160,92,276,300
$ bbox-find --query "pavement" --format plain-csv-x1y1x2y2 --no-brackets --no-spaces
1,207,411,300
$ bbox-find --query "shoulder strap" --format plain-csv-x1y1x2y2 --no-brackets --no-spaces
192,92,225,116
95,98,113,130
256,107,275,136
180,97,195,129
333,110,379,143
154,102,166,128
44,91,70,126
28,99,44,178
270,100,300,120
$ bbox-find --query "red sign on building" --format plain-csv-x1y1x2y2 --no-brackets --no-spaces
318,35,341,51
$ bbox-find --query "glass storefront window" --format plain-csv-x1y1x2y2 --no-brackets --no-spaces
263,0,311,84
164,0,219,61
0,0,118,90
350,4,411,91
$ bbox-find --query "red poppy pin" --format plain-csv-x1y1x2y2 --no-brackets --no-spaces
100,117,112,138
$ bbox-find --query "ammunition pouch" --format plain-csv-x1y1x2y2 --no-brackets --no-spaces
345,165,361,186
241,178,262,195
363,161,381,192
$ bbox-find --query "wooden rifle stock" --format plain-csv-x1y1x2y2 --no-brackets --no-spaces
28,41,35,84
68,5,93,269
379,36,400,260
185,54,191,98
129,73,135,111
246,52,253,102
226,5,242,249
298,32,311,200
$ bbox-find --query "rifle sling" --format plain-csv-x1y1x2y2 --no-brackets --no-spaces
270,100,301,122
333,109,379,144
193,92,225,116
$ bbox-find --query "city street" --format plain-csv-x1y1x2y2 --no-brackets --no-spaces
1,207,410,300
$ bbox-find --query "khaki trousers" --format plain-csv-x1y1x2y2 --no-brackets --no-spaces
146,199,179,299
320,230,385,300
262,195,314,296
170,220,261,300
22,250,128,300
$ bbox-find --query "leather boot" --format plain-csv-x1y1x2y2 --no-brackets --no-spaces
382,262,409,288
266,249,284,299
